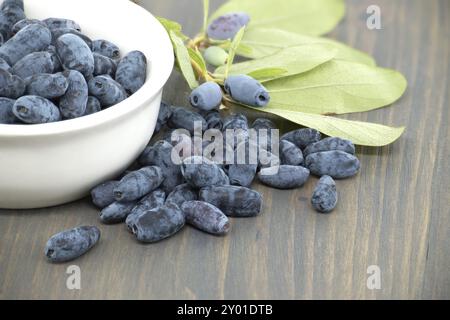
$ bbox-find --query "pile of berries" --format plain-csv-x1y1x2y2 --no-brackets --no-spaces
0,0,147,125
45,99,360,262
43,9,360,262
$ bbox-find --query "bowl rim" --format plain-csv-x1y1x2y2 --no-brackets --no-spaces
0,0,174,137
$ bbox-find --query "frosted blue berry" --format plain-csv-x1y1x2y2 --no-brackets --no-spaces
13,95,61,124
224,75,270,107
311,175,338,213
189,81,223,111
207,12,250,40
45,226,100,263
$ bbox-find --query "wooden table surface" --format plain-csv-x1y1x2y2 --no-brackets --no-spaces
0,0,449,300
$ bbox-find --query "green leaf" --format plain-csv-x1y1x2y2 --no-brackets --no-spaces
234,42,253,56
220,40,253,57
210,0,345,36
239,28,375,66
169,31,199,89
247,68,288,80
260,107,405,146
157,17,181,33
216,44,337,82
226,99,405,146
188,47,208,79
224,27,245,78
264,60,407,115
157,17,188,41
202,0,210,33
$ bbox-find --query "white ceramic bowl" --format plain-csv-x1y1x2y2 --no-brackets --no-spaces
0,0,174,209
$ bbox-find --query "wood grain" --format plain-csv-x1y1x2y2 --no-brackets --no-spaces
0,0,449,300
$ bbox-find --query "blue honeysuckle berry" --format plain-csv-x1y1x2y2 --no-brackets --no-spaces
252,118,276,131
46,45,63,72
181,156,230,188
43,17,81,32
113,166,164,203
303,137,356,157
224,74,270,107
0,24,51,66
311,175,338,213
115,50,147,95
1,0,24,11
11,18,45,34
100,201,137,224
13,95,61,123
199,185,262,217
56,33,94,77
138,140,184,193
305,150,360,179
200,109,223,130
132,203,185,243
155,101,173,133
0,2,25,40
12,51,53,79
258,165,310,189
168,106,207,134
281,128,322,150
91,180,119,209
91,39,121,59
60,70,89,119
165,183,198,208
88,75,127,108
84,96,102,116
0,69,25,98
26,73,69,99
207,12,250,40
44,226,100,263
51,27,92,48
227,162,257,188
189,81,223,111
181,201,230,236
93,52,117,77
279,140,304,166
125,189,166,232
